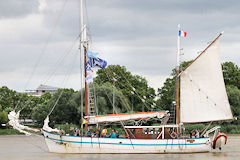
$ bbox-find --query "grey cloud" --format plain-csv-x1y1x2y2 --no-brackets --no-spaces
38,0,240,44
1,0,240,91
0,0,39,19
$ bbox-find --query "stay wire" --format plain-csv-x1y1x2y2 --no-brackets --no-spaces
15,32,83,112
104,70,131,111
24,0,69,91
104,67,152,111
42,36,80,85
14,0,69,111
47,51,79,117
14,36,80,112
97,78,134,148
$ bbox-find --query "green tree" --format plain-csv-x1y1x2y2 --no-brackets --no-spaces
94,83,131,114
0,105,8,124
95,65,156,112
222,62,240,89
0,111,8,124
71,82,131,116
20,93,52,121
157,77,176,111
156,61,192,111
32,89,79,126
0,86,20,111
226,85,240,124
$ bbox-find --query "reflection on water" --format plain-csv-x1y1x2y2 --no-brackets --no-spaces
1,135,240,160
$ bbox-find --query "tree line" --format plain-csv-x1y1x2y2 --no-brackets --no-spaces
0,62,240,133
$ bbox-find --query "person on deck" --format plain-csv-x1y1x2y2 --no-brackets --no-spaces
69,127,75,136
96,128,101,137
87,129,91,137
110,129,116,138
190,129,196,138
60,129,65,136
116,130,119,138
75,128,80,136
195,129,200,138
93,129,99,137
101,128,107,137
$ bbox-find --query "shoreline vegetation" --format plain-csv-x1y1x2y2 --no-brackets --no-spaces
0,128,23,135
0,62,239,136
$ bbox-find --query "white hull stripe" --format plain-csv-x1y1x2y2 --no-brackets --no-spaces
46,136,207,146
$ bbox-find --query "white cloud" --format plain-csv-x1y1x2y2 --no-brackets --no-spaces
141,74,170,92
0,0,240,92
39,0,47,12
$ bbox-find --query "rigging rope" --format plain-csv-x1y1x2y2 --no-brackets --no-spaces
47,51,79,117
42,36,80,85
101,67,153,111
24,0,69,91
14,0,69,111
117,69,153,110
104,70,131,111
14,36,80,113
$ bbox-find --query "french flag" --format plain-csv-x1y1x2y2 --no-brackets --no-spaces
179,30,187,37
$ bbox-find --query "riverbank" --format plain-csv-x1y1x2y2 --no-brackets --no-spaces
0,128,42,135
0,128,23,135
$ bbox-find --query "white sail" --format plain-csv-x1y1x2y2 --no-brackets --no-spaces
180,36,234,123
86,111,168,124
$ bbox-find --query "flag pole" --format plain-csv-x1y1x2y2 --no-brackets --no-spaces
176,24,181,126
80,0,84,137
80,0,88,135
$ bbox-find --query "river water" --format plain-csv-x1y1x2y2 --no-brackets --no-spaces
0,135,240,160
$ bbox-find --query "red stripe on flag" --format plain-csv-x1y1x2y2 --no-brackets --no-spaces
184,32,187,37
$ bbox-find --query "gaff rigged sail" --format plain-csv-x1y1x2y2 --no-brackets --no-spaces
180,34,234,123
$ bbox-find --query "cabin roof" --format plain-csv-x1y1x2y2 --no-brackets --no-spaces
36,84,59,91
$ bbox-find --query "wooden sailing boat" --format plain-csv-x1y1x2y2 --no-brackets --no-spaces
42,0,234,153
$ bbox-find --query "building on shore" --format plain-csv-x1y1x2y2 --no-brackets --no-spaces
25,84,59,97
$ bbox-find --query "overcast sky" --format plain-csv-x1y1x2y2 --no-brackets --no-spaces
0,0,240,92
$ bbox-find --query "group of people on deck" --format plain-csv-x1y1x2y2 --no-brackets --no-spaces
60,127,119,138
87,128,120,138
190,129,200,138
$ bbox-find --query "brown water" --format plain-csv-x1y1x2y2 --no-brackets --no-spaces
0,135,240,160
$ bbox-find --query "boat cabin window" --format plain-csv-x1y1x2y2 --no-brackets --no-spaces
143,128,147,134
125,126,178,139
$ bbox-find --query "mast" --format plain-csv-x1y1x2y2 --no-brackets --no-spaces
176,24,181,125
84,46,88,132
80,0,88,133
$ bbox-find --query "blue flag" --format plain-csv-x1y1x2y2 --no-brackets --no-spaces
93,57,107,69
86,57,94,71
86,57,107,70
86,74,93,84
87,50,98,59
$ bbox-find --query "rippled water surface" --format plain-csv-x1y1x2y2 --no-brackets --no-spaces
1,135,240,160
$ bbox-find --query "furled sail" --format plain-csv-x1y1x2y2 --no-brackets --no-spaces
86,111,168,124
43,116,59,133
180,34,234,123
8,110,39,135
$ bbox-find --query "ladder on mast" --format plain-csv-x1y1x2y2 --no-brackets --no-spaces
88,85,96,116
